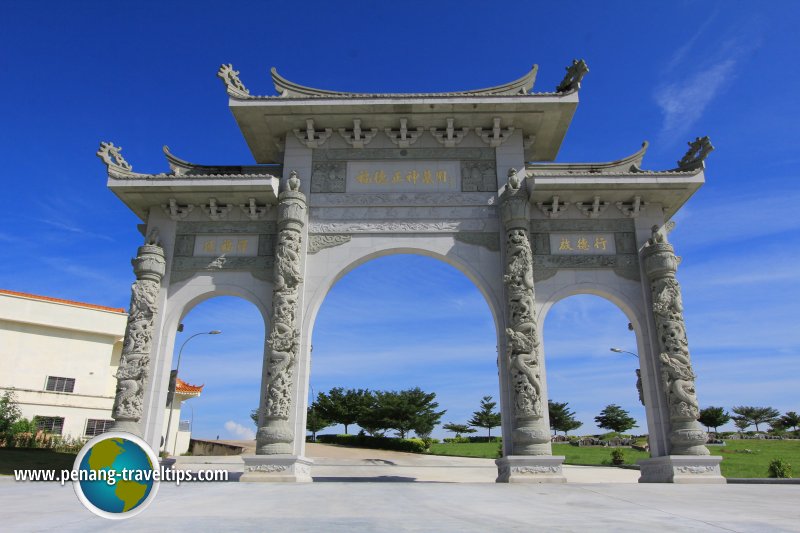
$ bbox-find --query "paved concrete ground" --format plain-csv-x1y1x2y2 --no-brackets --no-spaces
3,445,797,530
1,478,799,531
175,443,640,483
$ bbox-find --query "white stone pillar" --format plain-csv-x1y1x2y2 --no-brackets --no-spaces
637,224,724,483
111,235,166,436
242,172,313,482
495,172,565,483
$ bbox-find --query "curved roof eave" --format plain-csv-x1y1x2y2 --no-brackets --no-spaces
526,142,651,174
269,65,538,98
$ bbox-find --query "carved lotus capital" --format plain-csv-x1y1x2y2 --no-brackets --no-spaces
132,245,166,281
500,193,529,230
641,243,679,279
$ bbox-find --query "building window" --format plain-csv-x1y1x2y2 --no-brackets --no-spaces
35,416,64,435
45,376,75,393
85,419,114,437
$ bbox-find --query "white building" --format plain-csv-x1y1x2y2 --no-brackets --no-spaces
0,289,200,454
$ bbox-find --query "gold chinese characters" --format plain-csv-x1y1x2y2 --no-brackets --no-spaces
202,238,250,254
355,169,448,186
558,236,608,252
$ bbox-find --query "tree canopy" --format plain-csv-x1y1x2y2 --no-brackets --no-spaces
698,406,730,433
548,400,583,435
468,396,502,437
594,404,637,433
442,423,476,437
0,391,22,439
731,406,780,432
359,388,446,439
306,404,331,440
315,387,373,434
778,411,800,432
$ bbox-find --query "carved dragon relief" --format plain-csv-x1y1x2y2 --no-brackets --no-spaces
264,230,303,420
112,240,166,428
504,228,543,419
642,224,709,456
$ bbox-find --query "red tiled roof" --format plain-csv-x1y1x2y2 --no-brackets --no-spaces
0,289,126,314
175,377,204,395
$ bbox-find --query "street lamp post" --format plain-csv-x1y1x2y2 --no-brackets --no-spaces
610,347,645,406
163,330,221,454
610,347,638,359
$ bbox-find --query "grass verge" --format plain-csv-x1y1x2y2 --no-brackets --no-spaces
0,448,77,475
428,440,800,478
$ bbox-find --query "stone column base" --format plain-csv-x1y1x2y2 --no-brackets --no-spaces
496,456,566,483
240,455,313,483
638,455,725,484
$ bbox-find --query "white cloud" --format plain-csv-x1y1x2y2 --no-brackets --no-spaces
224,420,255,441
654,59,737,144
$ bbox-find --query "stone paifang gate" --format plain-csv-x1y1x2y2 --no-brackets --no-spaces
99,60,723,483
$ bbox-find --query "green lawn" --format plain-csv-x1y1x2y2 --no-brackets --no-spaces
428,440,800,478
0,448,78,475
710,440,800,478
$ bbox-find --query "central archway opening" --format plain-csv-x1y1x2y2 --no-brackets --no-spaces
307,253,500,481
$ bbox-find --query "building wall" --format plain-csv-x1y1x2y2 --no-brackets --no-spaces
0,291,127,440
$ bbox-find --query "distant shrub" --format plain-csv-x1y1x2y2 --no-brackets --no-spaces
421,436,439,447
610,448,625,465
768,458,792,478
467,436,502,443
443,436,471,444
316,434,427,453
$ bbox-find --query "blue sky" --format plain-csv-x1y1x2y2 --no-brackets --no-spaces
2,2,798,440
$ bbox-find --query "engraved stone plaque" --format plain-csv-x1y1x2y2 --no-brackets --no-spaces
193,235,259,257
549,233,616,255
346,161,460,192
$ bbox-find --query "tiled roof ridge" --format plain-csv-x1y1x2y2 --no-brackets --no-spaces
175,377,204,394
0,289,126,314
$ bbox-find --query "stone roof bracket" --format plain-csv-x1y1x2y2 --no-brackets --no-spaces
431,118,469,147
477,118,515,147
385,118,424,148
239,198,270,221
616,196,648,218
556,59,589,93
293,119,332,148
576,196,610,218
202,198,233,221
524,135,536,150
339,119,378,148
162,198,195,221
537,195,570,218
217,64,251,99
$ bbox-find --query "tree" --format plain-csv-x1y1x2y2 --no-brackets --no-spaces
697,406,731,434
359,388,446,439
0,390,22,440
548,400,583,436
315,387,373,434
731,406,780,432
469,396,502,437
733,417,750,433
442,423,477,438
250,408,259,426
779,411,800,432
306,404,331,441
594,404,637,433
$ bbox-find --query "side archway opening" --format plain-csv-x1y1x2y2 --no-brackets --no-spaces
541,293,649,463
